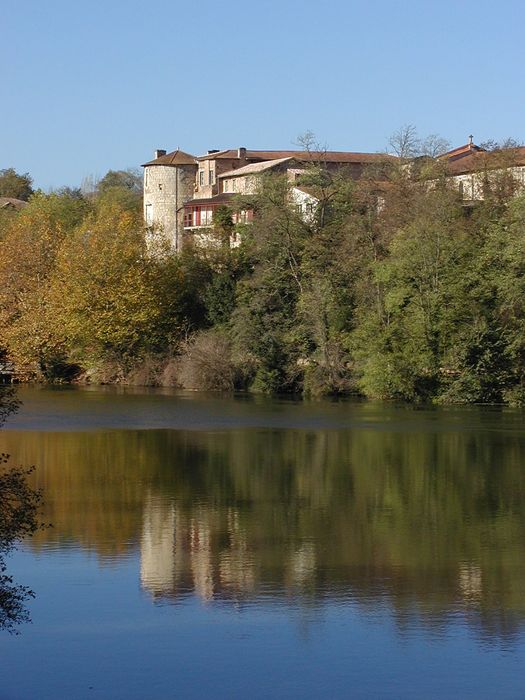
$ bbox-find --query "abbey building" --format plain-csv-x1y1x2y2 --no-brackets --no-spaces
142,145,392,249
142,141,525,249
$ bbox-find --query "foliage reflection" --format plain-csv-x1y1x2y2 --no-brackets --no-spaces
2,417,525,641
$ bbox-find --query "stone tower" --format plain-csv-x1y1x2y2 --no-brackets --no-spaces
142,148,197,251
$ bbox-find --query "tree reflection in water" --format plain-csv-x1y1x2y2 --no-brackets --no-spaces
6,410,525,645
0,386,43,633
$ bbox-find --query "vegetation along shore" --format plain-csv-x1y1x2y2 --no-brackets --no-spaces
1,132,525,405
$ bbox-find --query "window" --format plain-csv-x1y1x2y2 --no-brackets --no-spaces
200,208,213,225
199,170,204,186
209,169,215,185
145,204,153,226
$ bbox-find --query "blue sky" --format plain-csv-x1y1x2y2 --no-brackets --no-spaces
3,0,524,190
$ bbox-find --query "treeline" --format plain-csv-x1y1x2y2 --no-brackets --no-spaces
1,155,525,403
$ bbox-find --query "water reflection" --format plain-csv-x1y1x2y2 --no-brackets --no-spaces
2,419,525,642
0,386,36,633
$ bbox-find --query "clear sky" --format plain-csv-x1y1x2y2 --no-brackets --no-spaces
3,0,524,190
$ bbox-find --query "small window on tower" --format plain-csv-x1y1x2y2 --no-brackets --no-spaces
145,204,153,226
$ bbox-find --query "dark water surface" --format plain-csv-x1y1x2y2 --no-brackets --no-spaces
1,387,525,699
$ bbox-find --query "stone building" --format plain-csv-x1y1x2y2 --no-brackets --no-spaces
142,139,525,249
142,149,197,251
442,140,525,202
142,145,392,248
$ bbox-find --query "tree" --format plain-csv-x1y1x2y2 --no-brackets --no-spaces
97,169,142,195
230,175,309,393
479,137,523,152
0,387,43,633
0,168,33,201
352,183,475,401
0,192,90,374
388,124,420,159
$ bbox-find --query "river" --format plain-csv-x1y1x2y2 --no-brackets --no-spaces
1,386,525,699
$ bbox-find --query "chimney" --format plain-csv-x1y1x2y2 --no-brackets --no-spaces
155,149,167,159
208,149,220,154
238,147,247,160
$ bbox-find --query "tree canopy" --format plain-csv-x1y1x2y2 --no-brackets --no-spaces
1,134,525,402
0,387,43,632
0,168,33,201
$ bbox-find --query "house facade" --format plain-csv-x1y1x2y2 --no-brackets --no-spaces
142,146,392,248
441,141,525,202
142,139,525,249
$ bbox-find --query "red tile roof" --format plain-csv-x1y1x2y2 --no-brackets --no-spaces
195,149,395,164
184,193,237,207
248,150,394,164
446,147,525,176
440,142,485,163
142,149,197,167
219,157,296,178
0,197,28,210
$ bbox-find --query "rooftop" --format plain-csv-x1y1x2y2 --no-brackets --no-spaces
219,157,296,178
184,193,238,207
194,148,395,163
142,149,197,167
0,197,28,210
446,146,525,176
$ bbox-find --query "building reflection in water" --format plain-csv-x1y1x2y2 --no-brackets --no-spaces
3,417,525,642
141,497,260,603
138,492,507,643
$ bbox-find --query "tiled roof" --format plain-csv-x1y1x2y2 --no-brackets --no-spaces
446,147,525,176
142,149,197,167
184,193,237,206
247,150,394,164
219,157,296,178
195,149,238,161
196,149,395,163
0,197,28,210
440,142,485,162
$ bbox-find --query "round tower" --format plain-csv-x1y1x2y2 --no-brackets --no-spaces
142,149,197,251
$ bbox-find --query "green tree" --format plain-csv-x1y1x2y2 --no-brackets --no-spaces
230,175,309,393
0,387,43,633
0,168,33,201
49,201,159,369
0,192,90,374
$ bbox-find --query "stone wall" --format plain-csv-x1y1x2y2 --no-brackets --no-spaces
450,165,525,202
143,164,197,250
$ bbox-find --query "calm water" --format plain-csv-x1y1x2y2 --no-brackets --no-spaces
1,387,525,699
